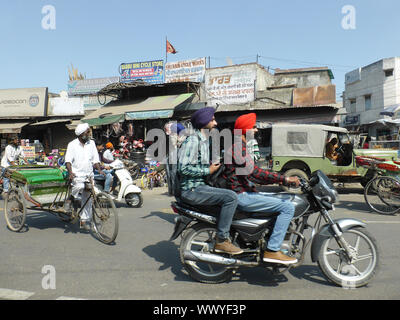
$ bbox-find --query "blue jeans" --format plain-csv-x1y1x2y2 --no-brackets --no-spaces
1,167,9,193
94,169,114,192
181,184,238,240
237,192,295,252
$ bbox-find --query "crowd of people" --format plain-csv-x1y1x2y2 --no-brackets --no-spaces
2,110,294,263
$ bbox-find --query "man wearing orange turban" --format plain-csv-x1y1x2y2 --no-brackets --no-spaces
103,142,115,164
223,113,300,265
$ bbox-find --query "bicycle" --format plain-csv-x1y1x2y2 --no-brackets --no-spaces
4,168,119,244
361,157,400,215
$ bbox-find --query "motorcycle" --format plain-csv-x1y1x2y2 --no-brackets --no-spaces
170,170,380,287
94,159,143,208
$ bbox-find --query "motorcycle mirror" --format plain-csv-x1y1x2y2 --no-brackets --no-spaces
309,175,320,187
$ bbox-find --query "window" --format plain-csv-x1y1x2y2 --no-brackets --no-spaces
384,69,394,77
287,132,307,144
365,95,372,111
349,99,356,113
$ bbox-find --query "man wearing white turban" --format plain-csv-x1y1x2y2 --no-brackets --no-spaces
65,123,105,230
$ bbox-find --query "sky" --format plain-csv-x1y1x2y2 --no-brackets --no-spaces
1,0,399,101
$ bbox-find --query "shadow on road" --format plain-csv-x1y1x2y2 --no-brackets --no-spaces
288,265,336,287
335,200,371,213
142,238,336,287
142,240,191,282
141,211,176,224
23,211,81,234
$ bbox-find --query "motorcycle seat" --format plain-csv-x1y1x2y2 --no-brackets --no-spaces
176,199,279,220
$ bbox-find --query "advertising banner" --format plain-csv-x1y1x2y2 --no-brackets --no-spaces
119,60,164,84
205,67,256,106
48,96,84,116
82,95,117,110
68,77,119,95
165,57,206,83
0,87,48,117
21,146,36,160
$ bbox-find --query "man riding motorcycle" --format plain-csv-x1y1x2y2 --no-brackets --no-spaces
177,107,242,255
222,113,300,265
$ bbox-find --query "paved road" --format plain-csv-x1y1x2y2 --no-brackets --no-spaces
0,184,399,300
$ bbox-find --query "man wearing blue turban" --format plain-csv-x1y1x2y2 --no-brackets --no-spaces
177,107,242,255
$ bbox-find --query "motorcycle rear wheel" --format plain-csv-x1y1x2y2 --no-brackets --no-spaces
180,223,233,284
317,227,380,288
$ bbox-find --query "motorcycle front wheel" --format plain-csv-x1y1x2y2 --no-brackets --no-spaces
317,227,380,288
180,223,233,284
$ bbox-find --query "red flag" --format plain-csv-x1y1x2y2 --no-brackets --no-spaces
166,40,177,54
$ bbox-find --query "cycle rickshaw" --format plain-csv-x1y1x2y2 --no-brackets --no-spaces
356,156,400,215
3,165,118,244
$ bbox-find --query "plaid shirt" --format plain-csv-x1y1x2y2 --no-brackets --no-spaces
178,130,210,191
223,138,288,194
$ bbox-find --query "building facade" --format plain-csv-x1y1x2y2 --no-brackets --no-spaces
343,57,400,138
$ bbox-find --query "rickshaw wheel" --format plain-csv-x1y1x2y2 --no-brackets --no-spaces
92,192,119,244
4,187,27,232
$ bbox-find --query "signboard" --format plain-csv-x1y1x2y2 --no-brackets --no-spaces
21,146,35,160
205,67,256,106
344,114,360,125
0,87,48,117
82,95,117,110
165,57,206,83
119,60,164,84
68,77,119,95
49,96,84,116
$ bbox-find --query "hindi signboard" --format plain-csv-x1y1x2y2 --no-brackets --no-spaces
21,146,36,160
205,67,256,106
165,57,206,83
119,60,164,84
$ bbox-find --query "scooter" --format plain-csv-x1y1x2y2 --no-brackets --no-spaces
94,159,143,208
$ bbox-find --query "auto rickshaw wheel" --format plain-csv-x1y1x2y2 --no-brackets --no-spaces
4,187,27,232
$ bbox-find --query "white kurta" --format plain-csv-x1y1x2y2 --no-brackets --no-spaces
65,138,100,221
1,145,24,167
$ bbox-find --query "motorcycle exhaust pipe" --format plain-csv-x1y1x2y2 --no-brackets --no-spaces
177,206,217,224
183,250,258,267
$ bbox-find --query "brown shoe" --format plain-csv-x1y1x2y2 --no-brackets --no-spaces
214,239,243,255
263,250,298,265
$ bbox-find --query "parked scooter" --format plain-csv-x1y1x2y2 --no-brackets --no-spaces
170,170,380,287
94,159,143,208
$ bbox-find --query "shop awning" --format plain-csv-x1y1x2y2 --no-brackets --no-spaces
66,120,82,130
380,104,400,117
0,122,29,134
30,118,73,126
125,94,194,120
80,93,194,125
82,114,124,126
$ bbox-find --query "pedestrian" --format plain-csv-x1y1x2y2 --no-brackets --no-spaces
246,136,261,162
178,107,242,255
1,135,27,196
65,123,104,230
